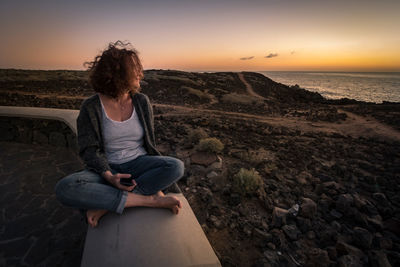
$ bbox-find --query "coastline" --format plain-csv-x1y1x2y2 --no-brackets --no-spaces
258,70,400,104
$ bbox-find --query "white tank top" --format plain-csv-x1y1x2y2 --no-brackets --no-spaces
99,96,147,164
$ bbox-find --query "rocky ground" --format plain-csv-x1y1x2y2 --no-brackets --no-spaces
0,69,399,266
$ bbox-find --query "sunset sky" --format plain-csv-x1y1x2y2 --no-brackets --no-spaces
1,0,399,72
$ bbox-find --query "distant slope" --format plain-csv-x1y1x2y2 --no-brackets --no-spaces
0,69,348,122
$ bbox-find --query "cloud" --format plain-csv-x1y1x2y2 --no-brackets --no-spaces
265,53,278,58
291,51,295,55
240,56,254,60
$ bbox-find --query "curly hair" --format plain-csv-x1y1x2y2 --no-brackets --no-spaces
84,40,144,99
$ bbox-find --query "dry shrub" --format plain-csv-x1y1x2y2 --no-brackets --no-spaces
232,168,263,196
238,148,276,165
181,86,212,100
188,128,208,144
196,137,224,153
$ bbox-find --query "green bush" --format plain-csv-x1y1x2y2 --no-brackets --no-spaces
232,168,263,196
196,137,224,153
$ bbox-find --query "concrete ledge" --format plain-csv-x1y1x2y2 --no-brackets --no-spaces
0,106,79,134
0,106,219,266
81,193,221,267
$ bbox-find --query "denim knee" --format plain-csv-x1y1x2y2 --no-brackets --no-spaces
54,170,91,205
54,176,72,205
165,157,185,181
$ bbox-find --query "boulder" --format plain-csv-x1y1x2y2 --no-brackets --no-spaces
378,237,393,250
372,192,389,206
319,228,338,247
228,193,241,206
336,241,365,259
207,156,223,171
383,218,400,236
253,228,272,241
282,225,300,241
326,246,337,260
271,207,288,227
367,214,383,230
352,227,372,249
329,209,343,220
263,250,281,266
296,171,311,185
190,151,218,166
206,171,219,179
189,164,207,176
306,231,316,240
337,255,363,267
368,250,392,267
208,215,224,229
353,194,368,209
306,248,330,267
199,187,213,204
296,216,311,233
300,198,317,219
336,194,354,213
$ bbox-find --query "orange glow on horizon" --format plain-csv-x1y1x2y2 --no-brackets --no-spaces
1,1,399,72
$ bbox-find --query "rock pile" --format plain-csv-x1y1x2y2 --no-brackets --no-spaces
155,114,399,266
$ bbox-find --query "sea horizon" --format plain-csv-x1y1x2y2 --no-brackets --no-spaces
1,67,400,73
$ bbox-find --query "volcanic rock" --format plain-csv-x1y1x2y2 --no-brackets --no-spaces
352,227,373,249
306,248,330,267
337,254,363,267
336,241,365,259
190,151,218,166
300,197,317,219
336,194,354,213
282,224,300,241
373,192,389,206
208,215,224,229
383,218,400,235
253,228,272,241
368,250,392,267
272,207,288,227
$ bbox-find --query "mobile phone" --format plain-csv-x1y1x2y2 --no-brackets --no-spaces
120,178,133,186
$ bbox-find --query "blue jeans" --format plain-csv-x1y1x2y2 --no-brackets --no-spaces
55,155,184,214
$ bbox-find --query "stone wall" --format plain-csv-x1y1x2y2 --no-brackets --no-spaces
0,116,78,152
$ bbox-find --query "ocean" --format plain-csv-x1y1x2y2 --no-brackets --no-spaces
258,71,400,104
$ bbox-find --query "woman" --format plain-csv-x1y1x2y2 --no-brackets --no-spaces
55,41,184,228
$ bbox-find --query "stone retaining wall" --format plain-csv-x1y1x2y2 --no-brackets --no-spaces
0,116,78,152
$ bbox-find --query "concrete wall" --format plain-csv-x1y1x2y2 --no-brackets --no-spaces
0,117,78,151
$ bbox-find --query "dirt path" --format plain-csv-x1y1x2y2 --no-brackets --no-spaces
336,109,400,141
3,89,399,142
154,103,400,142
0,90,87,100
237,72,266,100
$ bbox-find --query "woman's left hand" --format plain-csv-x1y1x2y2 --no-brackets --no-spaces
103,171,137,191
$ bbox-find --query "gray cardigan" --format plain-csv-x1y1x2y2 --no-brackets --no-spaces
77,92,161,175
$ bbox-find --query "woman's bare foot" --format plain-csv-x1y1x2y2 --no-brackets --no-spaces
171,205,181,214
156,191,165,197
153,195,182,215
86,209,108,227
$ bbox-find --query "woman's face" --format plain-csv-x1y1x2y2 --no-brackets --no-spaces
133,73,141,89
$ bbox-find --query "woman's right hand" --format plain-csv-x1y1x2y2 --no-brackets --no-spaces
102,170,137,191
